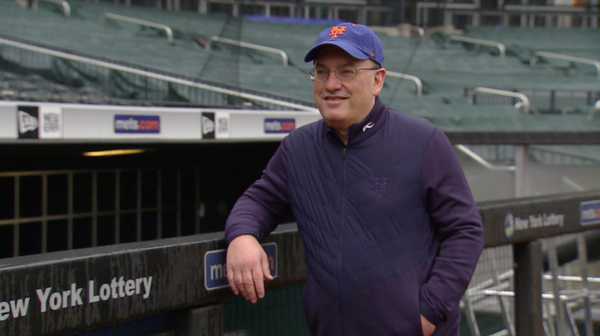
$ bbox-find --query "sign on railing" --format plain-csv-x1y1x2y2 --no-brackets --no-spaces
204,243,278,290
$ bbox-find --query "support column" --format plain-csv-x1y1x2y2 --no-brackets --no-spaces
520,14,527,27
358,6,367,25
473,12,481,26
514,241,543,336
521,0,528,27
232,1,239,17
514,145,528,198
198,0,207,14
444,11,452,26
529,14,535,27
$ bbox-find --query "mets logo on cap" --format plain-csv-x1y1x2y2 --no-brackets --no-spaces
329,26,347,38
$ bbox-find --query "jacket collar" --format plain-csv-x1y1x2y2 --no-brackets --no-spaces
323,96,388,146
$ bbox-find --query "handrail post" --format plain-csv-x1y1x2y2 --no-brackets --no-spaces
100,12,174,44
206,36,289,66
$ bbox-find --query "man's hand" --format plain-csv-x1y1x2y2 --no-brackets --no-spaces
226,234,274,303
421,315,435,336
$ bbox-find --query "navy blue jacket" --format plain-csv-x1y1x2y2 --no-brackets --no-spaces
225,97,484,336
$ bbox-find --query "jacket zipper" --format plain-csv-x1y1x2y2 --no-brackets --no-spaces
338,146,347,335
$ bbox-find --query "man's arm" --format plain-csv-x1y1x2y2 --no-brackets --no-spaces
225,137,290,303
418,129,485,326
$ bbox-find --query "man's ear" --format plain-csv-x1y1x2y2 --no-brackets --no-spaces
372,68,386,96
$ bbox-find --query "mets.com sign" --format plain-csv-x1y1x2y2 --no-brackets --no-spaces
580,199,600,226
114,115,160,134
204,243,277,290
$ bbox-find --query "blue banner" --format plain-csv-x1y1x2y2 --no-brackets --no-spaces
114,115,160,134
204,243,277,290
264,118,295,134
580,199,600,226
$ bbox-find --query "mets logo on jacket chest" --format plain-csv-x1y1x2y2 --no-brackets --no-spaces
374,177,387,197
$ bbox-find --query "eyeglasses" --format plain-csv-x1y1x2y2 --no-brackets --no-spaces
307,66,381,82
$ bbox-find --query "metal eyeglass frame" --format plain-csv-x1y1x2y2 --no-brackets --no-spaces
307,67,381,82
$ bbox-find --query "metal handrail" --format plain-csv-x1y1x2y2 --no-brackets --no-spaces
446,35,506,58
38,0,70,16
411,25,425,39
544,274,600,284
456,145,516,172
206,36,289,67
0,37,318,112
504,4,589,13
386,71,423,96
530,51,600,77
100,12,174,44
588,100,600,121
468,87,531,114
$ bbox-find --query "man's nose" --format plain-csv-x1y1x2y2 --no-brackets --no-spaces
324,71,342,91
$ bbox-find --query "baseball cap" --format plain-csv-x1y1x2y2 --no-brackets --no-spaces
304,22,384,67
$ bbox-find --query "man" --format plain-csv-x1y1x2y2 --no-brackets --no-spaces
225,22,484,336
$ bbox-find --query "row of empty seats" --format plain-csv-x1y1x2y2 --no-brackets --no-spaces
1,1,600,134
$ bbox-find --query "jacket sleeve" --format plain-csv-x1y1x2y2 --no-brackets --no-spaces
224,137,290,245
418,129,484,325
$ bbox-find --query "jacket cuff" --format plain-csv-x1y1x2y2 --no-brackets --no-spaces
225,230,258,246
419,293,445,326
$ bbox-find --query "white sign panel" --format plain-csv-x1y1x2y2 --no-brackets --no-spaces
39,104,63,139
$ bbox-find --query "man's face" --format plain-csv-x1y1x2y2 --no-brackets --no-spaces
312,45,385,133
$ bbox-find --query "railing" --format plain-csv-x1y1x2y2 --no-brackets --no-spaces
0,37,317,112
411,25,425,39
416,3,600,28
386,71,423,97
446,35,506,57
465,87,600,114
99,12,174,44
468,87,531,114
455,144,515,172
205,36,289,67
530,51,600,78
1,185,599,335
38,0,70,16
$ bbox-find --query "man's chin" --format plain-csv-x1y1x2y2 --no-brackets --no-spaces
321,114,347,125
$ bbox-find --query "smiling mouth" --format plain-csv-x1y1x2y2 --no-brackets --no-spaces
323,96,348,101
